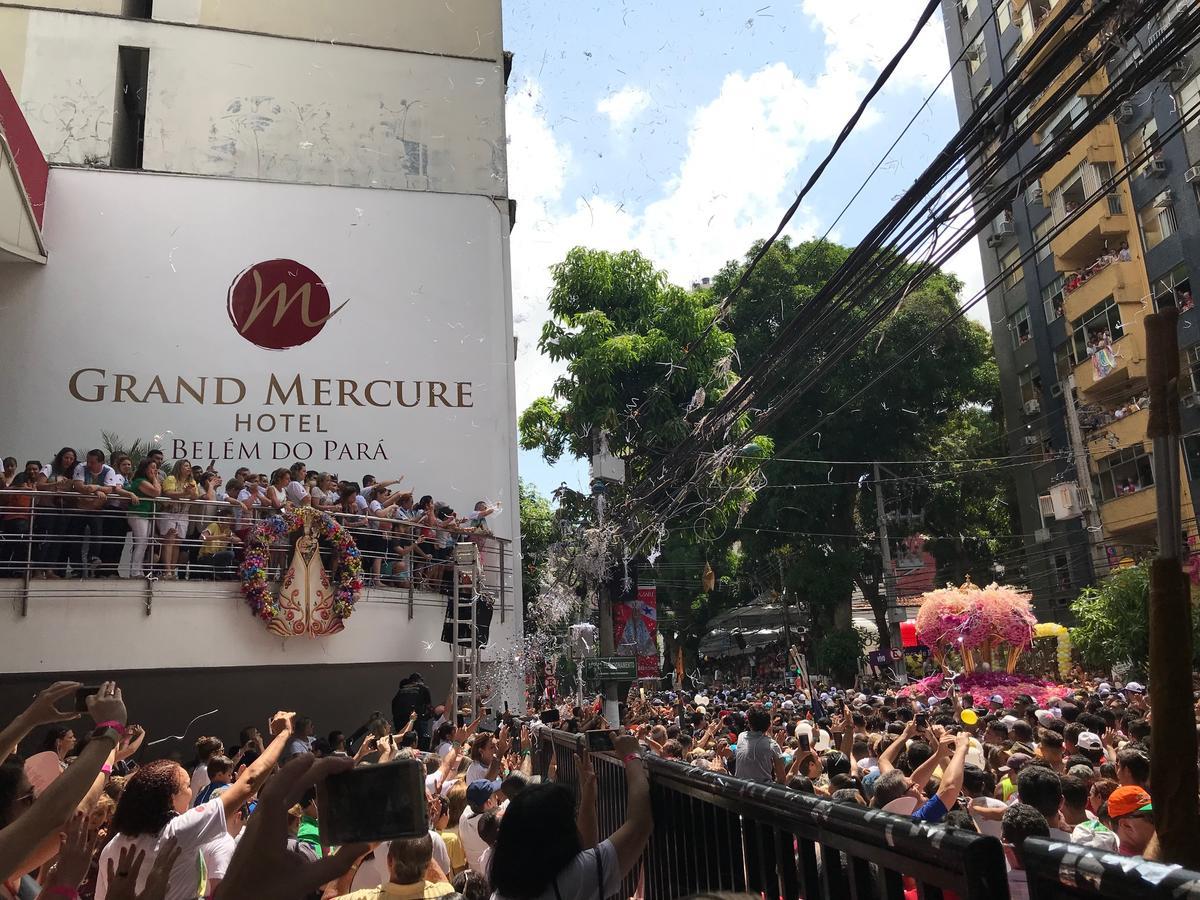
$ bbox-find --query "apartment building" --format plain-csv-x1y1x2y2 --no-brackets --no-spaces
942,0,1199,617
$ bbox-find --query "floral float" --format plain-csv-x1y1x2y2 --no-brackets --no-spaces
899,578,1069,702
1033,622,1072,680
240,507,363,637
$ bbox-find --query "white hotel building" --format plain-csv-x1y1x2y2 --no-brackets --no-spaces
0,1,522,737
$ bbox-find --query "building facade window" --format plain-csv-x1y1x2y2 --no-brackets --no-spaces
973,81,993,110
1010,305,1032,348
967,31,987,74
1138,196,1177,251
996,0,1013,32
1070,296,1123,364
1125,118,1160,178
1096,445,1154,501
1187,346,1200,395
1179,73,1200,133
1042,274,1065,321
1152,264,1193,311
1018,367,1042,407
1032,215,1054,262
1184,433,1200,480
1001,245,1024,290
1055,343,1072,380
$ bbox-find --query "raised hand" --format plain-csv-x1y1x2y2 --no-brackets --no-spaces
216,756,367,900
43,813,96,893
20,681,82,727
86,681,127,728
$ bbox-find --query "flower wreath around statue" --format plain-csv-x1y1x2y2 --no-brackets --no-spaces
240,508,363,628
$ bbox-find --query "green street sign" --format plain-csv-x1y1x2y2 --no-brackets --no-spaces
582,657,638,681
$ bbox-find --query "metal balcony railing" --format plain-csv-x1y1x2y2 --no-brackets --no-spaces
0,489,513,621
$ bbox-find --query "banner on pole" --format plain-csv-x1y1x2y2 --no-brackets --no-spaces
614,584,658,678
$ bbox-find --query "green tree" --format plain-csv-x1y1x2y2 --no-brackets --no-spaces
711,238,1010,642
1070,562,1200,678
518,479,555,612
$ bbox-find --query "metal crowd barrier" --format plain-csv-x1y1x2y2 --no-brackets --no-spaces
533,727,1200,900
0,490,512,621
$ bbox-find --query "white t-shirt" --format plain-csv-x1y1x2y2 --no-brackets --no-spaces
350,831,451,892
200,831,237,888
285,481,309,505
970,796,1008,839
459,808,490,875
190,765,209,801
96,800,228,900
72,462,123,488
465,761,490,784
492,838,619,900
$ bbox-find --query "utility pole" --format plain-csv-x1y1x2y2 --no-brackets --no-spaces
873,462,906,684
593,481,620,725
777,554,794,693
1061,375,1110,579
1144,307,1199,867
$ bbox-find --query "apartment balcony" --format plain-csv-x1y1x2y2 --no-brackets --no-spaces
1073,332,1146,395
1062,259,1133,322
1051,197,1130,270
1039,125,1117,194
1085,404,1147,457
1099,486,1157,535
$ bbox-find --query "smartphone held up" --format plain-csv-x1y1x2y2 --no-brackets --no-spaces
320,758,427,846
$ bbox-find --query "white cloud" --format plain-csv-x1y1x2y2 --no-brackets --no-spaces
802,0,953,94
507,3,960,414
596,86,652,130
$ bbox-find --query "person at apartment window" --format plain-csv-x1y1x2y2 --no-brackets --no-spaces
35,447,79,579
71,449,123,578
1179,288,1194,312
0,458,14,488
1120,478,1137,495
0,461,43,575
1118,242,1132,262
158,459,196,580
127,458,161,578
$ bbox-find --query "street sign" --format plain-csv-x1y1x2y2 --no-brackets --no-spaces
582,657,638,681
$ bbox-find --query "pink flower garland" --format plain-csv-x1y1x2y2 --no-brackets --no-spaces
239,509,364,625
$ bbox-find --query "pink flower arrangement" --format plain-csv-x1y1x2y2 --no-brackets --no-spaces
239,509,363,625
915,582,1035,653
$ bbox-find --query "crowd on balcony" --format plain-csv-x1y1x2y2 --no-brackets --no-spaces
1079,394,1148,444
0,448,499,591
1064,243,1131,296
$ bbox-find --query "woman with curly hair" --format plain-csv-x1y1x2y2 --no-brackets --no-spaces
95,712,297,900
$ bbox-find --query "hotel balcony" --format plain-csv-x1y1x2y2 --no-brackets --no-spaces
1051,195,1130,270
1062,259,1134,322
1073,332,1146,396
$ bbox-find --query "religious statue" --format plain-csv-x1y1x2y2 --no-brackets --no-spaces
268,513,344,638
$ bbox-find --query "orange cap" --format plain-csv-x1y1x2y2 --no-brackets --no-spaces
1107,785,1152,818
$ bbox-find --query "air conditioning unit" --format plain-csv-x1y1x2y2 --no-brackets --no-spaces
986,234,1006,248
1184,392,1200,409
994,219,1016,236
1114,101,1135,124
1185,165,1200,184
1024,399,1042,415
1029,186,1045,205
1038,494,1056,518
1148,156,1169,176
1050,482,1082,520
1155,190,1176,208
1023,435,1041,446
1050,382,1064,397
1034,527,1053,544
965,47,982,63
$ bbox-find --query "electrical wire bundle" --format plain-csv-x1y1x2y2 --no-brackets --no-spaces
621,0,1200,543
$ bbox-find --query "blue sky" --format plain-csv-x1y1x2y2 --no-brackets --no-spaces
501,0,988,500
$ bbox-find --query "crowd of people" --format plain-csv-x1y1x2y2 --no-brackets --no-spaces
0,663,1181,900
0,450,499,591
0,674,654,900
